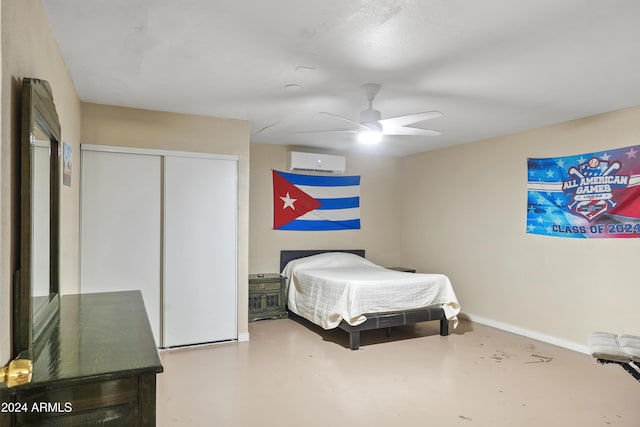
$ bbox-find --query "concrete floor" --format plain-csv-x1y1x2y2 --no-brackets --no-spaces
157,318,639,426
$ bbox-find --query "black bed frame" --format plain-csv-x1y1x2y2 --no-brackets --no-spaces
596,359,640,382
280,249,450,350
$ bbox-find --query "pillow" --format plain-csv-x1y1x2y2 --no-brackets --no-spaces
282,252,383,281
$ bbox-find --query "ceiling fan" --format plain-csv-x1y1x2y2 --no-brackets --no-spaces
300,83,443,144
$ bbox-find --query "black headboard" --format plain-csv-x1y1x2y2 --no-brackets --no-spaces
280,249,365,273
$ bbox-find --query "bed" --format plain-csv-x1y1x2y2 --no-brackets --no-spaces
280,249,460,350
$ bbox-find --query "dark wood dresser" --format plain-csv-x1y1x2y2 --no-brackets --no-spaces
0,291,163,426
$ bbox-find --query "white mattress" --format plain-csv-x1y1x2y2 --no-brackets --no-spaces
282,252,460,329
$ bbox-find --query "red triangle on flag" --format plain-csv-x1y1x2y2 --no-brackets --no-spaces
273,171,322,229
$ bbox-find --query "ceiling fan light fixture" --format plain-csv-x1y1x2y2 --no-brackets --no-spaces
358,129,383,144
308,84,443,145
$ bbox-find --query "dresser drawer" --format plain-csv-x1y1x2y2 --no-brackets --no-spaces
17,405,136,427
249,281,282,292
13,377,138,426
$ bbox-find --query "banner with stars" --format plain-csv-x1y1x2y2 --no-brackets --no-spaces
272,170,361,231
527,145,640,238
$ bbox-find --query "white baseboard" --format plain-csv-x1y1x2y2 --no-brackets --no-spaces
460,312,589,355
157,332,250,352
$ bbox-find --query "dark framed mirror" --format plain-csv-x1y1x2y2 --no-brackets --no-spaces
14,78,61,357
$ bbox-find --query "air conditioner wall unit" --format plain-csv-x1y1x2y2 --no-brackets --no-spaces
287,151,346,174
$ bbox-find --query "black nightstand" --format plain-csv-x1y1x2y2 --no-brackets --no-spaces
248,274,288,321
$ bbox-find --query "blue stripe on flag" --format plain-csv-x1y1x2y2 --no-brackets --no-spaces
278,219,361,231
316,197,360,210
278,171,360,187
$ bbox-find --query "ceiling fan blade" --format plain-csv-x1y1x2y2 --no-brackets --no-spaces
385,126,442,136
378,111,443,128
293,128,360,134
252,121,280,137
320,112,369,130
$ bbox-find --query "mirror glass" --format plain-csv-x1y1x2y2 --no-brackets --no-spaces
31,124,51,315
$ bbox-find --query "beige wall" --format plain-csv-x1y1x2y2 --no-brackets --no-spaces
249,144,404,273
0,0,81,363
81,103,251,338
401,107,640,350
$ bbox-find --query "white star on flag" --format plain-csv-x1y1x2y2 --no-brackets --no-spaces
280,192,297,210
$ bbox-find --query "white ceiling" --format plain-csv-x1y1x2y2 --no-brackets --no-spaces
42,0,640,157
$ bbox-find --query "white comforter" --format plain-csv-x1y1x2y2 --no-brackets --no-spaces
282,252,460,330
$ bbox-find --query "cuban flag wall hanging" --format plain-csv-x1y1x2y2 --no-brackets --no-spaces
527,144,640,238
272,170,361,231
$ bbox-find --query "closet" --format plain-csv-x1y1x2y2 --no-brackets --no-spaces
80,145,237,348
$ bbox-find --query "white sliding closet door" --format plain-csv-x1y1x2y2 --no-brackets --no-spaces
163,156,237,347
80,150,162,343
